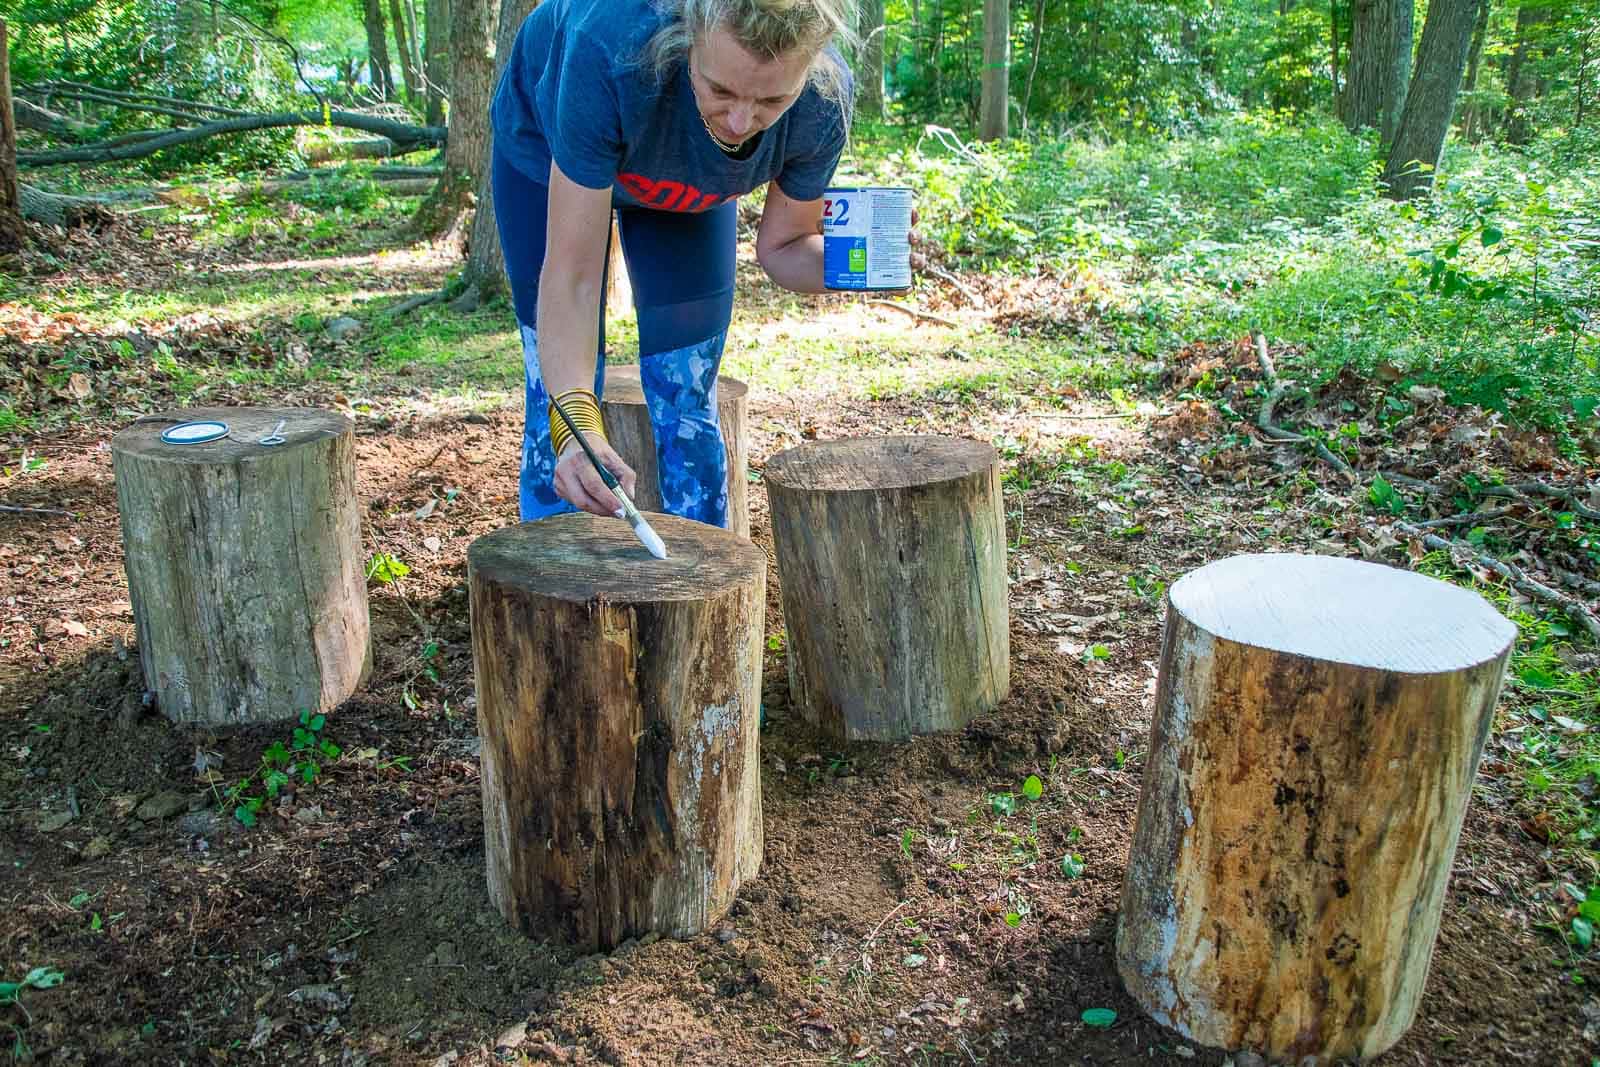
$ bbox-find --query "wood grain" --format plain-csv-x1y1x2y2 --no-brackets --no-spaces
110,407,370,724
764,436,1009,740
1116,553,1516,1062
469,513,766,950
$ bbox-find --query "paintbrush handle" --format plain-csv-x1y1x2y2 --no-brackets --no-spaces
549,393,620,493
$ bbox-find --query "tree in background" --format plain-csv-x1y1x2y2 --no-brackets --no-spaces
1382,0,1480,199
389,0,422,101
411,0,500,236
1500,4,1548,143
978,0,1009,139
1,19,24,254
1340,0,1412,146
857,0,886,120
362,0,396,98
424,0,450,124
450,0,540,308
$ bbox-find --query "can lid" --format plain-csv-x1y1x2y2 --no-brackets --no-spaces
160,420,231,445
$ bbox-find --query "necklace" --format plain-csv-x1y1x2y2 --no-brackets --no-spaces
699,109,746,154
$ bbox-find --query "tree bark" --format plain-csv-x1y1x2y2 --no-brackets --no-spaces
469,513,766,950
413,0,506,237
302,136,397,163
450,0,537,302
765,436,1010,741
18,183,115,227
0,19,23,255
1579,26,1594,128
978,0,1010,140
857,0,886,120
17,111,445,167
425,0,451,126
1501,5,1548,144
111,408,372,726
1116,553,1514,1063
364,0,396,98
600,366,750,538
1457,0,1490,139
1381,0,1479,200
1342,0,1411,140
1329,0,1342,102
389,0,422,100
12,96,94,141
1379,0,1414,148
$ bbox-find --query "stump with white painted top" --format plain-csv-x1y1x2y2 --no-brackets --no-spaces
764,435,1009,741
600,364,750,537
111,407,370,725
469,513,766,950
1116,552,1516,1064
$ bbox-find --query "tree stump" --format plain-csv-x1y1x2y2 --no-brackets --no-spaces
1116,552,1516,1063
764,435,1008,740
600,364,750,537
469,512,766,950
111,408,371,724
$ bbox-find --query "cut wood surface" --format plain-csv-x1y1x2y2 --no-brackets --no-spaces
111,407,371,724
764,435,1009,740
1116,552,1516,1062
601,364,750,538
469,513,766,950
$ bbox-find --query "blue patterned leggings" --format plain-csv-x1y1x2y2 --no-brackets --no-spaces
492,148,737,527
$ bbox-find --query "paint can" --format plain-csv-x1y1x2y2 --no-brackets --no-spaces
822,187,914,292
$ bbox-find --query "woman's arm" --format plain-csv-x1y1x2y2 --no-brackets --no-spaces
754,183,827,294
540,158,637,515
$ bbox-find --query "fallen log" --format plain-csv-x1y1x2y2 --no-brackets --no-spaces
301,136,397,163
19,183,116,228
13,97,94,141
18,110,445,167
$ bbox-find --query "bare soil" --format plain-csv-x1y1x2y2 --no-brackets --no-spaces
2,224,1598,1067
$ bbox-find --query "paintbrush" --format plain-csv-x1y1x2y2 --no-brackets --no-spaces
549,394,669,560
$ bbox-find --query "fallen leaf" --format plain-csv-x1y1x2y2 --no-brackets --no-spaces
64,373,93,400
422,536,442,553
62,620,90,638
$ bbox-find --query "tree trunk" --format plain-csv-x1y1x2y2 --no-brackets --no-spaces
302,136,397,163
1378,0,1413,148
1579,27,1594,127
412,0,505,236
1329,0,1341,102
1020,0,1046,132
389,0,421,100
1457,0,1490,139
1501,5,1547,144
765,436,1010,741
857,0,886,120
1381,0,1479,200
600,366,750,538
1116,553,1514,1062
469,513,766,951
449,0,537,301
0,20,23,255
364,0,395,98
1342,0,1411,137
424,0,451,126
18,183,115,227
12,96,94,141
111,408,372,725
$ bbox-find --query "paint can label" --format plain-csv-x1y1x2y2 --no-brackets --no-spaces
822,187,913,292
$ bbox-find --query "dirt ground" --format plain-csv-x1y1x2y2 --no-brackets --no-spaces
3,224,1599,1066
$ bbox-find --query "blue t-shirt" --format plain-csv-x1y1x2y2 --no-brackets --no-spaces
490,0,849,212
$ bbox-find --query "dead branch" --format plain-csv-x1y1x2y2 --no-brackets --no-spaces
1251,333,1358,482
924,262,985,308
1394,520,1600,643
865,300,961,328
1410,507,1515,529
18,111,445,167
0,502,75,518
19,184,115,228
12,97,93,141
1477,482,1600,524
22,80,250,118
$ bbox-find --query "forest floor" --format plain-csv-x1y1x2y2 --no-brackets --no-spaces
1,194,1599,1066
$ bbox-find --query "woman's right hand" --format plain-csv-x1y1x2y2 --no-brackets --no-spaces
553,433,639,517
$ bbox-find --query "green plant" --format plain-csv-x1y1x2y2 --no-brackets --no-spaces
218,709,342,828
2,966,64,1058
365,552,411,584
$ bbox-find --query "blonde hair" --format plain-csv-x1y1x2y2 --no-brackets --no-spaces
645,0,858,113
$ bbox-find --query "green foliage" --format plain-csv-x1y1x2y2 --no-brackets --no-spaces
220,709,342,827
365,551,411,584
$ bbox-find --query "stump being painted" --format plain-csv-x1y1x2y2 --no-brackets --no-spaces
111,407,370,724
764,435,1009,741
1116,552,1516,1063
600,364,750,538
469,513,766,950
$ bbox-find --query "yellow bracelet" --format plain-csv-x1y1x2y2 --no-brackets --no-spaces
548,388,606,458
